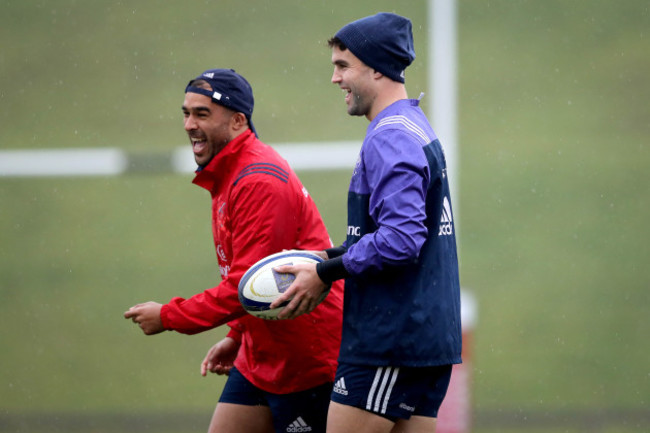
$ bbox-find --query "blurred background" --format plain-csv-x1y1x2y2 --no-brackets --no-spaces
1,1,648,432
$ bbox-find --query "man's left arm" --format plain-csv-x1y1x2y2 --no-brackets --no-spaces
343,131,430,275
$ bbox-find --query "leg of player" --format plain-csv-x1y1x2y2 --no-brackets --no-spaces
327,401,395,433
391,415,437,433
207,402,274,433
327,402,439,433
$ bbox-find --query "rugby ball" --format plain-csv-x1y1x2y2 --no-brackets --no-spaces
238,251,330,320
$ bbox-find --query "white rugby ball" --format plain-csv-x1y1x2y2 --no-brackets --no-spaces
238,251,330,320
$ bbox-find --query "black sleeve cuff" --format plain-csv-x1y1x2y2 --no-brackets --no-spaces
316,256,350,284
325,246,347,259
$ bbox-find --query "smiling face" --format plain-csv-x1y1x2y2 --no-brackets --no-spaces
330,45,378,119
182,91,236,167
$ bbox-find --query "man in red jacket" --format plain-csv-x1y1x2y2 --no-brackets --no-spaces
124,68,343,433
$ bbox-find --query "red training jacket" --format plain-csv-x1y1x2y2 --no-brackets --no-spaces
160,129,343,394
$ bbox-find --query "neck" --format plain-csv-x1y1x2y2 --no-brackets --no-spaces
367,80,408,121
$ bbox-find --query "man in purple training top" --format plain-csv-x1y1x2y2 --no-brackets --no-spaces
272,12,463,433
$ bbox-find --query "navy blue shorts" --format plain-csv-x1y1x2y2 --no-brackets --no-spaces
330,363,453,421
219,366,332,433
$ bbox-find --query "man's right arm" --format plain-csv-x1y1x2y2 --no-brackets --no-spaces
160,280,245,335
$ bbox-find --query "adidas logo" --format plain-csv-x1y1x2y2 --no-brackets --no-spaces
333,377,348,395
286,416,312,432
438,196,454,236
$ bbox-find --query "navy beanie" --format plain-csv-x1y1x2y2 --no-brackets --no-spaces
335,12,415,83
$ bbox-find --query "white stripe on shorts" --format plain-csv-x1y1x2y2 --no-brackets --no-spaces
366,366,400,414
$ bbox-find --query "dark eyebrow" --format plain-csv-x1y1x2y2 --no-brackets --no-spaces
182,105,211,114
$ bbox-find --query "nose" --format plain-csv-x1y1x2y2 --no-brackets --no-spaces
184,115,197,132
331,67,341,85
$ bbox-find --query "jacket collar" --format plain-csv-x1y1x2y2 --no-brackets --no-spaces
192,129,255,192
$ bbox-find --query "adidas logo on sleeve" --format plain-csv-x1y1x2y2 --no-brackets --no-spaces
438,196,454,236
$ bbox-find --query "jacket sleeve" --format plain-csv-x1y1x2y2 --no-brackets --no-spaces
226,320,244,344
160,173,299,334
343,130,430,275
160,281,243,335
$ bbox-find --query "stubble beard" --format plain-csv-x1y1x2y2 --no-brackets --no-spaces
347,91,371,117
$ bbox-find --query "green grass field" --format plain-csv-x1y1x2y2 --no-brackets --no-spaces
1,1,649,432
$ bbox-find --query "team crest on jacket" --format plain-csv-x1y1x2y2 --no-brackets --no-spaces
217,244,230,278
217,244,228,262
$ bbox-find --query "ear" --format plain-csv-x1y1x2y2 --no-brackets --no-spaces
372,70,384,80
231,112,248,131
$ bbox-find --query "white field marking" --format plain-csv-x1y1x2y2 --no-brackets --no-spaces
172,141,360,173
0,148,128,177
1,141,360,177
